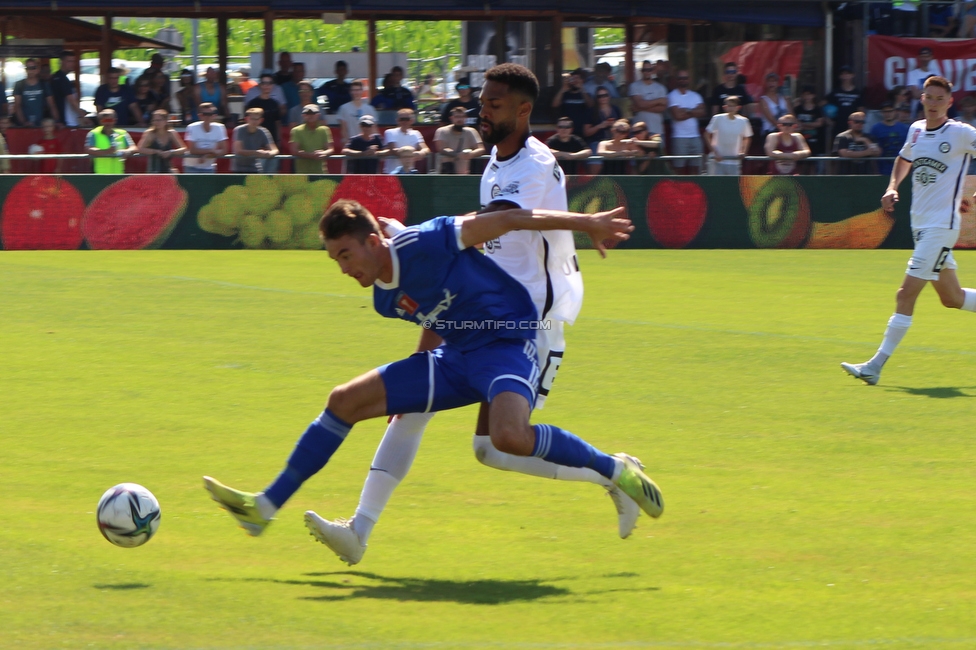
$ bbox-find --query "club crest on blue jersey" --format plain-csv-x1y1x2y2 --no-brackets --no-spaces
396,292,419,315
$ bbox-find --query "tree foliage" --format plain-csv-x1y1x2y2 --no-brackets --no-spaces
109,17,461,65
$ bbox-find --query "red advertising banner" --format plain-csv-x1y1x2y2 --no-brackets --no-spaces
723,41,805,102
867,35,976,105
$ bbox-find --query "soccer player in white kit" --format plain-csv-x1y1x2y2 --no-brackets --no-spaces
305,64,644,565
842,76,976,385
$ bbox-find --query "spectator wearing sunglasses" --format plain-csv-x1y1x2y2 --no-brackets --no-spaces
546,117,590,175
710,62,754,117
630,122,665,175
765,114,810,176
551,69,592,139
85,109,136,174
597,119,638,175
184,102,228,173
583,62,619,99
440,79,481,127
14,58,59,127
382,108,428,174
833,111,881,175
629,61,668,139
94,68,135,126
667,70,706,174
705,95,753,176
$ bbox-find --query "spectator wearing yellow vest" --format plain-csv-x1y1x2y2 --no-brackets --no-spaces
85,109,136,174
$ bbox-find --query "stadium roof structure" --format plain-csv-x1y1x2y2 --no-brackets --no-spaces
1,15,185,52
0,1,828,27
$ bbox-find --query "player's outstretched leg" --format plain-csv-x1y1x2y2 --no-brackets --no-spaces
204,369,385,536
306,412,434,564
472,435,641,538
488,393,663,520
203,476,273,536
526,423,664,519
204,408,353,534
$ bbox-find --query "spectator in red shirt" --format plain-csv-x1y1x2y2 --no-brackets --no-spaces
33,118,63,174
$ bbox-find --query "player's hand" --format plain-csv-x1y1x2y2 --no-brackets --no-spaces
378,216,407,238
586,206,633,258
881,189,899,213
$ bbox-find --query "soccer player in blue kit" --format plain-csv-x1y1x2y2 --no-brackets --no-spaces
204,200,664,544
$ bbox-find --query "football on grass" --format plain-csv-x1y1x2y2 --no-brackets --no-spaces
96,483,161,548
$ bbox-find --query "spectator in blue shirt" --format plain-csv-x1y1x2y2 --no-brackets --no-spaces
94,68,135,126
370,66,415,112
317,60,352,114
869,101,909,175
280,62,305,111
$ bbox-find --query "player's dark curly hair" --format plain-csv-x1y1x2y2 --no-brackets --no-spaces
319,199,381,242
484,63,539,104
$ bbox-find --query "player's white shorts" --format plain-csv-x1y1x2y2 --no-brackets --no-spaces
907,228,959,281
534,320,566,410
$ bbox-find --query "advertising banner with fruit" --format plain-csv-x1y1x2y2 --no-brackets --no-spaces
5,173,976,251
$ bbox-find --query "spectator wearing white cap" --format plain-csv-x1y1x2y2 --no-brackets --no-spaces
343,114,384,174
289,103,333,174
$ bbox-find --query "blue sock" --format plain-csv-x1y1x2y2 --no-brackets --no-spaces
263,409,352,508
532,424,616,480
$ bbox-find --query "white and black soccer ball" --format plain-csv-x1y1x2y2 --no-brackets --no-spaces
96,483,161,548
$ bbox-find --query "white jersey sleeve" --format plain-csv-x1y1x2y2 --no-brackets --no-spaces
900,120,976,230
480,136,584,324
898,123,921,161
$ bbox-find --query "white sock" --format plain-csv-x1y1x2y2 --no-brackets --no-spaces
610,457,624,483
355,471,399,526
255,493,277,520
351,412,434,544
962,288,976,312
350,512,375,544
472,435,611,488
869,313,912,368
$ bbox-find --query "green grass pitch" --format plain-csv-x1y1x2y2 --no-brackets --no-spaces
3,249,976,648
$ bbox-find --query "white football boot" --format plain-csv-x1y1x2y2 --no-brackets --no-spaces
304,512,367,566
841,362,880,386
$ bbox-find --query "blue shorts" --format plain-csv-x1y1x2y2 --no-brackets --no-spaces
379,339,539,415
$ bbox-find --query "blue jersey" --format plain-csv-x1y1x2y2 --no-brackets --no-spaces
373,216,539,352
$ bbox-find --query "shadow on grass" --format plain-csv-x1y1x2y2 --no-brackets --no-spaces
210,570,660,604
92,583,151,590
886,385,976,399
230,571,570,604
303,571,566,604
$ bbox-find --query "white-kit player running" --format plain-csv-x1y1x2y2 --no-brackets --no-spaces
843,75,976,385
305,63,645,565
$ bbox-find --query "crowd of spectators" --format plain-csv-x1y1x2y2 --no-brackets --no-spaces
2,42,976,177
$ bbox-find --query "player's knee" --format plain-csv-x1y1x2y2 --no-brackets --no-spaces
326,383,357,421
489,423,533,456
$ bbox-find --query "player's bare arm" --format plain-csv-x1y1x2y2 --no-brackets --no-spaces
882,156,912,212
458,207,632,257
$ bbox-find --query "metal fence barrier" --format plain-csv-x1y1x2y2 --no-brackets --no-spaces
0,152,902,175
